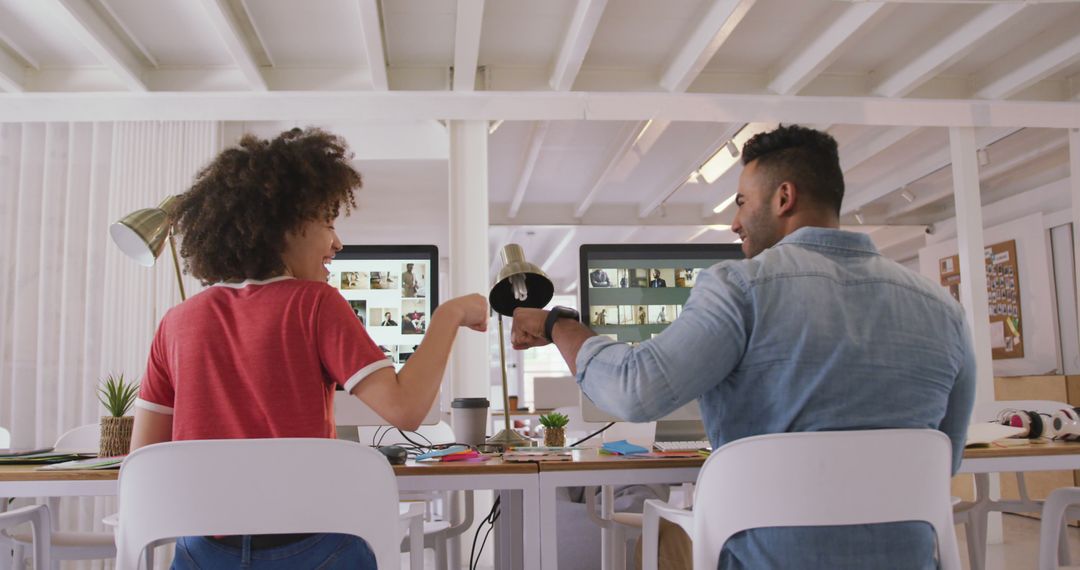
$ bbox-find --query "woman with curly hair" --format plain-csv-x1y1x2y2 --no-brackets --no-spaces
129,127,488,569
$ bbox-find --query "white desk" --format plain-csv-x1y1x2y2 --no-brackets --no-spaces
0,460,542,570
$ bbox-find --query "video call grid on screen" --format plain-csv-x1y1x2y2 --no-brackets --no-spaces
579,244,743,344
326,245,439,372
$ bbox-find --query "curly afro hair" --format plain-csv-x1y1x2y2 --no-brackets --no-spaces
741,124,844,215
173,127,360,285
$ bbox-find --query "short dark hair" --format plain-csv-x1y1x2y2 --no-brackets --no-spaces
741,124,844,214
174,127,360,285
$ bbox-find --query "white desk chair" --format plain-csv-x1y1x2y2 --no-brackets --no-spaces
6,424,117,570
642,429,962,570
0,427,9,449
115,438,401,570
958,399,1074,570
0,506,50,570
1039,487,1080,570
358,422,474,570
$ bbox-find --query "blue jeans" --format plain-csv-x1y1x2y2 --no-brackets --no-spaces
171,533,377,569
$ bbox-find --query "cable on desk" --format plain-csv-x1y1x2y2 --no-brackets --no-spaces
570,422,615,447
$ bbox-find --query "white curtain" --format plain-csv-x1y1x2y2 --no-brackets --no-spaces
0,121,218,568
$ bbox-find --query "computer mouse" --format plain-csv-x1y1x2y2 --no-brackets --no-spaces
377,445,408,465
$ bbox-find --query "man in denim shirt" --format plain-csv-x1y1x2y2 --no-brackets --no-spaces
511,125,976,569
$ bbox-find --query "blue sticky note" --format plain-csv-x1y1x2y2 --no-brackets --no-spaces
415,445,469,461
602,440,649,455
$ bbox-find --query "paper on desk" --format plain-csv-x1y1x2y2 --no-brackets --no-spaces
965,422,1026,447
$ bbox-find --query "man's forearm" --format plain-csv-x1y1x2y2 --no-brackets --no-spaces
550,319,596,375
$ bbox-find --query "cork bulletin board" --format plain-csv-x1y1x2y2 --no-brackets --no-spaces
939,239,1023,359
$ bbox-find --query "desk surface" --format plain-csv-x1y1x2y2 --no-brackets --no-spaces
0,458,538,481
537,448,707,471
961,440,1080,459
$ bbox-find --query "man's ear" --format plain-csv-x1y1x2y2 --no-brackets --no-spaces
775,182,797,216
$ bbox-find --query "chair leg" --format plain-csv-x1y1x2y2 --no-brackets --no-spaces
435,536,448,570
964,518,981,570
1059,523,1071,566
610,525,626,570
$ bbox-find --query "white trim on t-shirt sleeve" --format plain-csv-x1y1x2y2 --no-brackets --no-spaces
343,359,395,393
134,398,174,415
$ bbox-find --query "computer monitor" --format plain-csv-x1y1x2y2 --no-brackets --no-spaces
577,243,743,430
326,245,441,426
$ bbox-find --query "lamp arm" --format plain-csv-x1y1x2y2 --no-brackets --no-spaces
498,314,512,435
167,231,186,301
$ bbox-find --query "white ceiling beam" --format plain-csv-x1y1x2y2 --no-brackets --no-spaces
199,0,267,91
638,123,744,218
840,126,920,173
885,132,1069,219
493,202,723,227
357,0,388,90
660,0,757,93
550,0,607,91
973,16,1080,100
768,2,892,95
508,121,550,219
0,44,25,92
575,120,648,218
871,4,1023,98
841,127,1019,215
4,91,1080,128
47,0,148,92
452,0,485,91
541,228,578,273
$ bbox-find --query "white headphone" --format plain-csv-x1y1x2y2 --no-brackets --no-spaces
1051,407,1080,440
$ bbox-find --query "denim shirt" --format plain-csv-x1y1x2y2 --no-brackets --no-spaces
576,227,976,570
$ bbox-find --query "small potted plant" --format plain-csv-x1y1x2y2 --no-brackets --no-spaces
539,412,570,447
98,373,139,457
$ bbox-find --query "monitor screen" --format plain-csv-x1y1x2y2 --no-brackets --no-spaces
326,245,439,372
579,243,743,344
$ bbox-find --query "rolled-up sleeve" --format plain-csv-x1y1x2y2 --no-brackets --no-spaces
574,264,751,422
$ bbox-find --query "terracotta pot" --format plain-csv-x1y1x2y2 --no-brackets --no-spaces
544,426,566,447
99,416,134,457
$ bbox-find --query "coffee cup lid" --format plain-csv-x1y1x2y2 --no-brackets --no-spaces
451,397,490,409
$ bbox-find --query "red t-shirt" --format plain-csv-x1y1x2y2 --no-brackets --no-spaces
135,277,391,440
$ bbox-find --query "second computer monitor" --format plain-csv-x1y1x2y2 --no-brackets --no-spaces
578,242,743,423
327,245,441,426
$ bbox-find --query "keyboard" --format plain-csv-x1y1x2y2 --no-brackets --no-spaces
653,440,711,452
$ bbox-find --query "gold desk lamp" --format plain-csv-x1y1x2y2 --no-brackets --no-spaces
108,195,187,301
487,244,554,449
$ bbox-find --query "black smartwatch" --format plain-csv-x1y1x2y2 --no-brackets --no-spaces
543,306,580,342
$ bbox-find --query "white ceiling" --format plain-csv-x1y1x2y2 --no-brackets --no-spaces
1,0,1078,293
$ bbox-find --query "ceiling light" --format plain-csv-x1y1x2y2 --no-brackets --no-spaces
977,148,989,166
632,119,654,147
686,171,701,184
900,188,915,203
698,123,776,184
708,224,731,232
488,120,504,135
712,193,738,214
854,211,865,225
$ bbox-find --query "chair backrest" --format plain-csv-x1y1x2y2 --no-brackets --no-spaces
54,423,100,453
115,438,400,570
0,505,50,569
691,429,961,570
0,426,9,449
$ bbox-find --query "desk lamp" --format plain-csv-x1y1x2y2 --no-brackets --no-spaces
487,244,554,449
109,195,186,301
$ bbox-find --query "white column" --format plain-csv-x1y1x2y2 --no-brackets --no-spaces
950,127,1003,545
1070,128,1080,345
448,120,490,400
